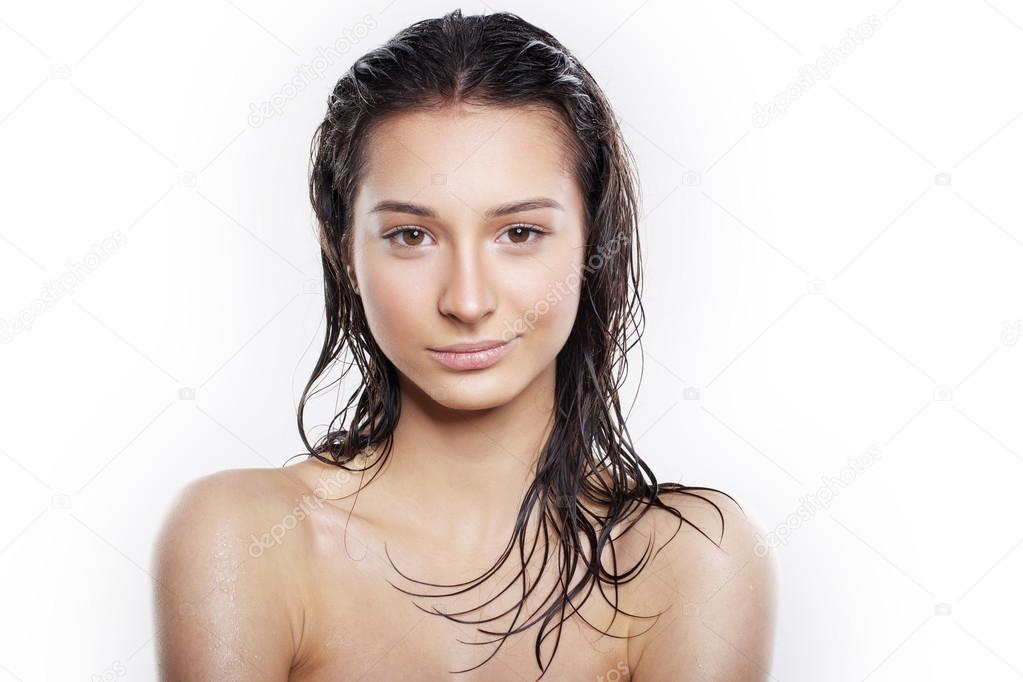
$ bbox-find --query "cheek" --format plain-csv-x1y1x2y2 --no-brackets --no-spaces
508,253,583,347
359,265,430,357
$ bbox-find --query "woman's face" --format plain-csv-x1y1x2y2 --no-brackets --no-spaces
349,103,588,410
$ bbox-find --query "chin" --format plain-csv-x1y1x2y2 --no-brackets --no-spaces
434,394,508,412
421,371,521,411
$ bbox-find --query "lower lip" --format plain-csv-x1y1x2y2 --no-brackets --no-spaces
427,338,516,371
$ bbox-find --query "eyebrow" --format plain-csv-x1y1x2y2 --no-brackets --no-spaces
369,197,565,220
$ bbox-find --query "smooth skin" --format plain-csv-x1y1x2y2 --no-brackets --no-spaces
152,102,778,680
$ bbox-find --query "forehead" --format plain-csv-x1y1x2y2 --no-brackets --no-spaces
356,103,580,213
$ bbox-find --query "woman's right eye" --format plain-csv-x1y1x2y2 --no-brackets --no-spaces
383,227,434,249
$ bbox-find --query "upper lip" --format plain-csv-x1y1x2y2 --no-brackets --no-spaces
428,338,511,353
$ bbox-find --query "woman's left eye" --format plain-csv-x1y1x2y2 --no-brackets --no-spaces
500,224,546,246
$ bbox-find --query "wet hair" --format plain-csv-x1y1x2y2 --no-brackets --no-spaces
293,8,739,679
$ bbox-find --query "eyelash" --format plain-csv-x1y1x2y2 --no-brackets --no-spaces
382,224,547,250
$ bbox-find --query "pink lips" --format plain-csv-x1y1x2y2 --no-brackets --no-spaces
427,338,516,371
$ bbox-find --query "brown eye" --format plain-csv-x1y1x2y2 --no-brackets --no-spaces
501,225,545,246
507,226,530,244
400,228,426,246
385,227,434,249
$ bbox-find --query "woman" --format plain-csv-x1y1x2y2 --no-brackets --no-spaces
153,9,777,681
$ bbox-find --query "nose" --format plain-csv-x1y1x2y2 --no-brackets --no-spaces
437,241,497,325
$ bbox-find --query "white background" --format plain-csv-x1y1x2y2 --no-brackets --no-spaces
2,1,1022,680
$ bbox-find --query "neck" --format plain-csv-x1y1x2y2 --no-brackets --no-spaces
370,363,557,554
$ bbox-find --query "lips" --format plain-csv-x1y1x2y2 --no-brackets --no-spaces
426,337,517,371
428,339,509,353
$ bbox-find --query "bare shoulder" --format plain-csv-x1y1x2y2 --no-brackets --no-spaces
625,488,778,682
151,463,331,680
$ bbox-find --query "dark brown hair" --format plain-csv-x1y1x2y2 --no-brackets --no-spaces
294,8,738,679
